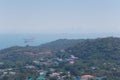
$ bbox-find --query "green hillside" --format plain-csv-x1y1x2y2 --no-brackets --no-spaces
65,37,120,79
0,37,120,79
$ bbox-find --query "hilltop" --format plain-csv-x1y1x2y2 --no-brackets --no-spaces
39,39,84,51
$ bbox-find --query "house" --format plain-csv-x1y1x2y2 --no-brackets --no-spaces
38,70,47,76
69,61,74,64
28,77,33,80
9,71,16,75
56,58,63,62
81,75,95,80
7,68,13,71
50,72,60,77
39,51,52,55
0,62,4,65
25,65,35,69
33,60,40,65
91,66,97,70
49,68,55,72
70,55,78,60
3,72,8,75
36,75,45,80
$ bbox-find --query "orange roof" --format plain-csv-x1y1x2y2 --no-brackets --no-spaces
81,75,95,79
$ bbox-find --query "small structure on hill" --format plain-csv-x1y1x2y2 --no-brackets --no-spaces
81,75,95,80
36,75,45,80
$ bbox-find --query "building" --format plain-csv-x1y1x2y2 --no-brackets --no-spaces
81,75,95,80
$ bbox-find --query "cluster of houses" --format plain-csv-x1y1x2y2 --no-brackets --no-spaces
74,75,107,80
0,50,108,80
0,68,16,76
27,73,107,80
22,52,107,80
30,54,79,68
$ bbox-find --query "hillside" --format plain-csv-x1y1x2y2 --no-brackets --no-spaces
65,37,120,79
39,39,84,51
0,39,84,66
0,37,120,79
67,37,120,60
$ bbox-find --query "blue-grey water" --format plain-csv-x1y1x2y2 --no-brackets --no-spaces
0,33,119,49
0,34,83,49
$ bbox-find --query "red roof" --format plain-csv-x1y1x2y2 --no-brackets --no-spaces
81,75,95,79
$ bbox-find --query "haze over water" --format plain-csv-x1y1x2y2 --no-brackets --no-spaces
0,0,120,49
0,33,120,49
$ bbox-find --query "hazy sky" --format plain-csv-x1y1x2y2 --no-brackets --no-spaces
0,0,120,34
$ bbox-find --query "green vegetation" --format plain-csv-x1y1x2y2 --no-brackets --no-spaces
0,37,119,80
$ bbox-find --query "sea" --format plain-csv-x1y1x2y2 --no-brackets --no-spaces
0,33,119,49
0,34,82,49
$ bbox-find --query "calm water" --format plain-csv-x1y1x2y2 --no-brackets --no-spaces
0,34,84,49
0,33,119,49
